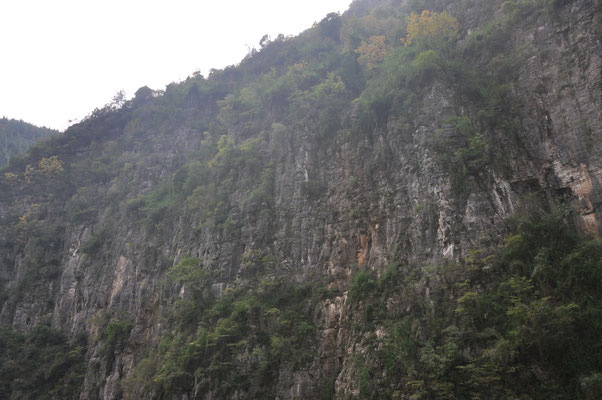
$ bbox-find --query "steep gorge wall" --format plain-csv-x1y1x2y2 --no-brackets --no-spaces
0,0,601,399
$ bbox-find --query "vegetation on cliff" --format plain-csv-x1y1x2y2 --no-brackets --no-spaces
0,325,86,399
0,0,600,399
350,205,602,399
0,118,56,168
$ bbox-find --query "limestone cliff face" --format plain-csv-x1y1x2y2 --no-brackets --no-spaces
0,0,600,399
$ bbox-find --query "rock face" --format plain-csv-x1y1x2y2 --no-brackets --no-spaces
0,0,601,399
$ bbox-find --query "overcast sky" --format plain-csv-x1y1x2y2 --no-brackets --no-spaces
0,0,353,131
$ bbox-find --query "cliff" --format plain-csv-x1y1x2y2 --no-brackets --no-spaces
0,0,601,399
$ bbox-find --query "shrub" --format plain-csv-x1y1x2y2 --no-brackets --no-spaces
350,269,377,300
100,320,133,363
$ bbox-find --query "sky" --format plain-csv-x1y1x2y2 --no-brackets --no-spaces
0,0,353,131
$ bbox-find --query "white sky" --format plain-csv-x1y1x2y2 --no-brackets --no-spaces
0,0,353,131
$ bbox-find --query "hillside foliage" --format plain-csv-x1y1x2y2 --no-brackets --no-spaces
0,0,599,399
349,206,602,399
0,118,56,168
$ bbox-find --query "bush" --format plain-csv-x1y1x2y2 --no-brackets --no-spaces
408,49,442,84
433,116,488,194
350,269,377,300
100,320,133,362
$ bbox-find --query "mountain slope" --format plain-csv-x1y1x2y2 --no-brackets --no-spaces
0,0,601,399
0,117,57,167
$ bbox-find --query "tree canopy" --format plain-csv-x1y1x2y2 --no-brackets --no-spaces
401,10,459,49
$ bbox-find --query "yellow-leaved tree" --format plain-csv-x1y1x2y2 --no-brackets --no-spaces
401,10,459,53
355,35,388,70
24,156,64,184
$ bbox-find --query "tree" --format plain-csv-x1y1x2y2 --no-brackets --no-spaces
3,172,19,184
259,34,271,48
110,90,126,109
354,35,387,70
319,12,342,42
24,156,64,184
401,10,459,51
